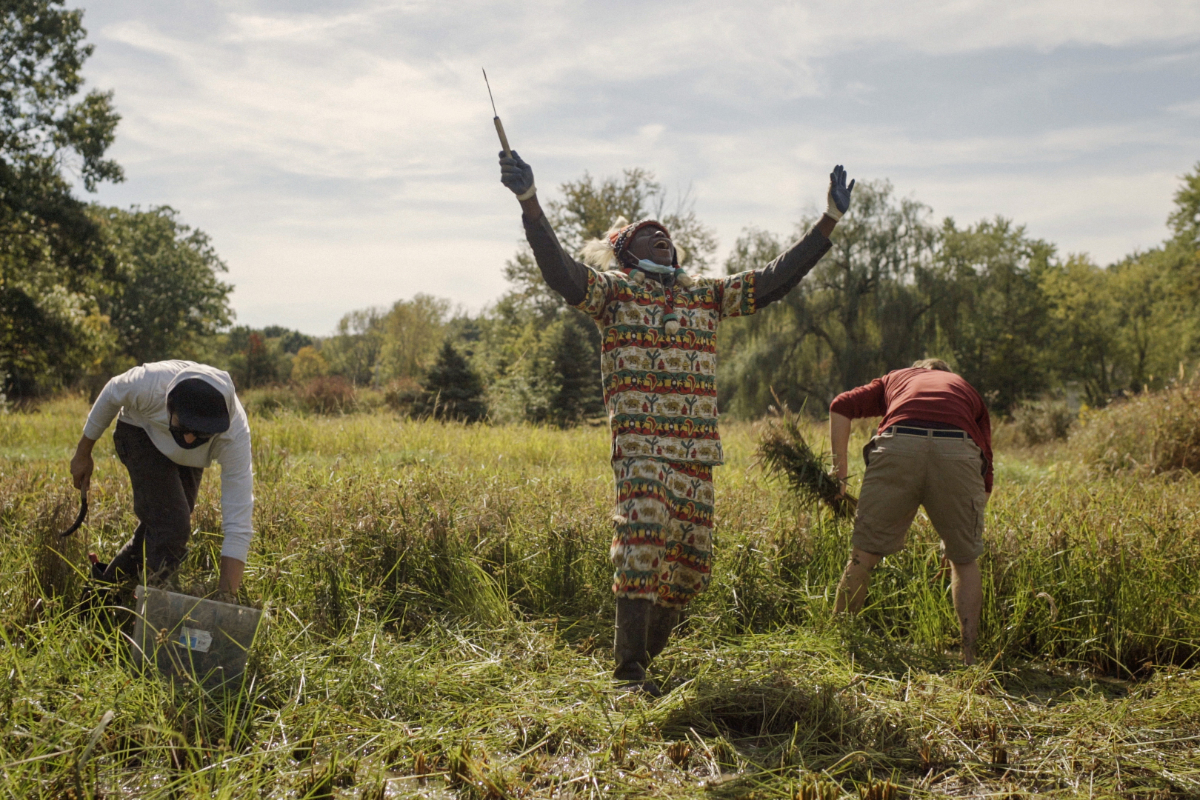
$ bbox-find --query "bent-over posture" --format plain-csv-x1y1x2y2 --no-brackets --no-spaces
500,149,854,692
829,359,992,664
70,360,253,596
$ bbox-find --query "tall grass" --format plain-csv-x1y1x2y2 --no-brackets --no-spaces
1073,379,1200,474
1,399,1198,797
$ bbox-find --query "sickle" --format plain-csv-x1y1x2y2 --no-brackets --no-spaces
60,492,88,538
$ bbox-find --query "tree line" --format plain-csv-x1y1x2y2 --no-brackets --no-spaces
720,172,1200,417
253,164,1196,424
4,1,1199,423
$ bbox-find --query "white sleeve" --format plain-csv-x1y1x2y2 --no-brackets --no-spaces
83,374,132,440
212,416,255,562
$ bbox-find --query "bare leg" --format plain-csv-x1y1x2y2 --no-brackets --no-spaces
834,547,883,614
949,559,982,665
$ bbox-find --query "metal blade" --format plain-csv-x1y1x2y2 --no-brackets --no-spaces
483,68,499,118
60,491,88,538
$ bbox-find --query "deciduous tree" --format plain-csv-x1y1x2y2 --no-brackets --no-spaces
92,205,233,364
376,294,450,383
0,0,121,395
719,182,942,415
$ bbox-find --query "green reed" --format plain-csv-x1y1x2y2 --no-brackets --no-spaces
1,400,1197,797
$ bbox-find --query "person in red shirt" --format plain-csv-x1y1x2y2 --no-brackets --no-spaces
828,358,992,665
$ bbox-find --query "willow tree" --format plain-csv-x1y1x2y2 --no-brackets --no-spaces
719,180,942,416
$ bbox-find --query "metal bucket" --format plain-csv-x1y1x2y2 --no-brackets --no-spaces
132,586,263,690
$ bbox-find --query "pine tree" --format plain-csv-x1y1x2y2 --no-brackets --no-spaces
415,341,486,422
546,313,604,425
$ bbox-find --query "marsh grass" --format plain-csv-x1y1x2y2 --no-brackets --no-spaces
1,399,1198,797
1072,379,1200,475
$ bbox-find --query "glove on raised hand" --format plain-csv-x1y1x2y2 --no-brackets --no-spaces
825,164,855,220
499,150,536,200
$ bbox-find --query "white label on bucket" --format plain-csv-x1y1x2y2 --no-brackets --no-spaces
177,627,213,653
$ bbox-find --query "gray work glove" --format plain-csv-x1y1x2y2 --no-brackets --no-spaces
499,150,536,199
826,164,855,220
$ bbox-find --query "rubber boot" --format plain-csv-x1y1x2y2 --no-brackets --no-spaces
646,604,681,661
613,597,660,696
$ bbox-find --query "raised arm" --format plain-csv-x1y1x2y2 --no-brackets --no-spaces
756,165,855,308
499,150,590,305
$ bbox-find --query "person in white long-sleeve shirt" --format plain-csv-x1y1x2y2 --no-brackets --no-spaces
70,361,253,596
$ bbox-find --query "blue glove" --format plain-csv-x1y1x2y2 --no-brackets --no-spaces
499,150,535,198
826,164,855,220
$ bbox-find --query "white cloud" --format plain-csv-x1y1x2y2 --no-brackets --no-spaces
737,0,1200,55
1167,98,1200,118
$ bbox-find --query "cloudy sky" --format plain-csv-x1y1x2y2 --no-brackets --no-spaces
79,0,1200,335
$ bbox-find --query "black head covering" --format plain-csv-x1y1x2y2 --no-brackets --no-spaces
167,378,230,435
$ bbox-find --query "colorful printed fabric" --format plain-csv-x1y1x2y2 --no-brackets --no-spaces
573,267,757,466
611,457,715,608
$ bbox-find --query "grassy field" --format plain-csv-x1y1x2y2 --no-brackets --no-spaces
1,398,1198,798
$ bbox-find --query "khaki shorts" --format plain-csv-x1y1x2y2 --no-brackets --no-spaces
851,427,988,563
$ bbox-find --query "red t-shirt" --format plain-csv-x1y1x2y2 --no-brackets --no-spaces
829,368,993,491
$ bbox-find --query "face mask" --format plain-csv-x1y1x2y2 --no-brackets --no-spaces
171,427,212,450
634,258,676,275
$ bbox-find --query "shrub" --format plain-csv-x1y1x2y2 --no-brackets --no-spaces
354,387,386,414
383,376,422,415
1012,396,1075,445
295,376,358,414
1072,380,1200,473
290,345,328,382
239,385,299,416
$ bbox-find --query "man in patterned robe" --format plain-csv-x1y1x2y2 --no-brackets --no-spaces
499,151,854,693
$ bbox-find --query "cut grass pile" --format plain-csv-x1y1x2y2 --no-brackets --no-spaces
754,401,856,518
1,397,1198,798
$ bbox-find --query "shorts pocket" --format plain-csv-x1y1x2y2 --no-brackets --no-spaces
973,494,987,539
862,439,877,468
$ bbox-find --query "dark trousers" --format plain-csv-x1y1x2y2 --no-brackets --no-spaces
102,422,204,584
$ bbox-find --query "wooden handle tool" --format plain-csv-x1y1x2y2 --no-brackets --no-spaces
483,69,511,157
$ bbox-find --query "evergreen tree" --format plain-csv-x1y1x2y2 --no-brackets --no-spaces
544,313,605,425
415,340,486,422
